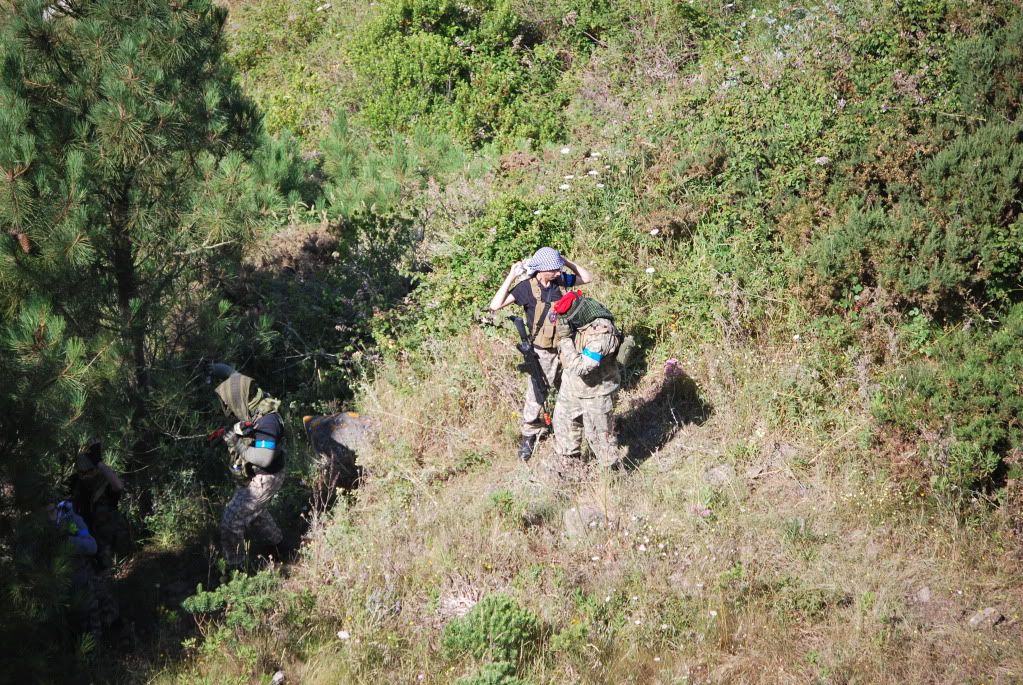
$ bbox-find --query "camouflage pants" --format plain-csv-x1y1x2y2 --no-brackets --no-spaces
70,563,102,641
521,347,560,437
552,391,624,469
220,471,285,567
90,503,130,570
93,569,120,628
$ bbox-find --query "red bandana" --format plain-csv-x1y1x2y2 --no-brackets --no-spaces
553,290,582,315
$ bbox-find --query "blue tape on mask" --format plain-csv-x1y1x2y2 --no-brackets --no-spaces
581,347,603,362
255,440,276,449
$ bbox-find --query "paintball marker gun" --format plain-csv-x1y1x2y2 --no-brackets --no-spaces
207,420,255,445
208,421,257,480
509,315,553,428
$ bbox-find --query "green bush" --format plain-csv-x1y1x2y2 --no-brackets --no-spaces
952,9,1023,119
226,0,336,136
442,593,539,662
349,0,567,146
456,661,530,685
807,121,1023,316
873,302,1023,497
319,113,469,219
182,568,280,633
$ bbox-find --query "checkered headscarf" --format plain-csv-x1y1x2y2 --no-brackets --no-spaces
526,247,566,275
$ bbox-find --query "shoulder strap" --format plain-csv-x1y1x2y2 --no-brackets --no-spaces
528,277,556,343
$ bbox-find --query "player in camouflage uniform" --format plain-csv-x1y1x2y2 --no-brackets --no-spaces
209,364,286,571
551,291,626,473
489,247,593,460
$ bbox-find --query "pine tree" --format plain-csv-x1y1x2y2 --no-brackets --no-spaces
0,0,266,467
0,2,277,673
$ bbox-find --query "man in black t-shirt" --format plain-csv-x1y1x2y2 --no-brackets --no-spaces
489,247,593,460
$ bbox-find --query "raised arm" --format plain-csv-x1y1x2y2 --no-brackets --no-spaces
562,258,592,285
97,462,124,494
488,261,527,312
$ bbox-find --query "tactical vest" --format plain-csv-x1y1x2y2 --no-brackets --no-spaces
529,277,561,349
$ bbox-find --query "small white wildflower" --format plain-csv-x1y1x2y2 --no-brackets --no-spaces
645,267,656,274
559,183,571,190
631,595,639,600
660,623,669,630
708,610,718,618
596,183,605,188
650,228,659,236
587,169,599,176
654,657,661,662
591,555,600,561
793,334,800,341
605,595,611,602
560,146,571,154
337,630,351,640
533,210,542,216
590,152,601,158
658,543,665,549
638,544,647,552
564,174,575,180
814,156,831,166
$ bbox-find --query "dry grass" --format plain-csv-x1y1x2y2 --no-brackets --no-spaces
163,330,1023,684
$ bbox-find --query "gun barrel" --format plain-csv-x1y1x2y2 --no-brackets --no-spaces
507,316,549,399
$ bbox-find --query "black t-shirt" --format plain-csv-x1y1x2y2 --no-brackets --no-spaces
511,275,566,343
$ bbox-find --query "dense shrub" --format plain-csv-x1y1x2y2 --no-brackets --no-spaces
349,0,568,146
442,593,539,662
182,569,280,632
873,303,1023,497
457,661,530,685
952,9,1023,120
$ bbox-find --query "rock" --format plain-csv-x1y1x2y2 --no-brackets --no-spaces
703,464,736,487
912,586,931,604
775,443,799,459
967,607,1004,629
271,671,286,685
744,464,765,479
304,412,373,491
563,503,610,538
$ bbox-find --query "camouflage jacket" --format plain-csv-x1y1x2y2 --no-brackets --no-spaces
557,318,621,398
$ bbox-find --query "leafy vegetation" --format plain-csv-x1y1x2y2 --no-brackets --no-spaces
442,593,540,663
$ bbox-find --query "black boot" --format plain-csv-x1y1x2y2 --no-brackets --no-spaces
518,434,538,462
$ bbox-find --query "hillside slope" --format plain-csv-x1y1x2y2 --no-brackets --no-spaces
161,0,1023,682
